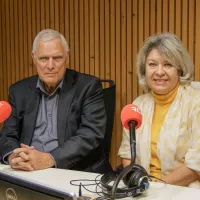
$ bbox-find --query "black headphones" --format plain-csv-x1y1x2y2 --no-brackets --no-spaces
100,164,149,199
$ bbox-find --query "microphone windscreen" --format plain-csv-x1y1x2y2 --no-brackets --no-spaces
121,104,142,130
0,101,12,123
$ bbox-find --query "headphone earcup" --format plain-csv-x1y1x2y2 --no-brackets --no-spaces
123,165,148,188
123,167,139,187
101,164,149,199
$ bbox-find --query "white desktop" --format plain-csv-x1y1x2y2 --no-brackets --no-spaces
0,164,200,200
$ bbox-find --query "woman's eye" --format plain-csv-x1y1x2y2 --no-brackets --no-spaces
164,63,173,68
149,63,156,67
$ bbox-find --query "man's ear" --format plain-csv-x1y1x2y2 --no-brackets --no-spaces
66,51,70,64
32,52,36,65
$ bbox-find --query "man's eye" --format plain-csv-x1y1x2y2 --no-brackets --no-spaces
54,56,63,61
39,57,48,61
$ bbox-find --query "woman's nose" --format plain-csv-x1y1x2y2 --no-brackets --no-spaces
155,65,165,76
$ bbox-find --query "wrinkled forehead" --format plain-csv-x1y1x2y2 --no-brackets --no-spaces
35,38,66,55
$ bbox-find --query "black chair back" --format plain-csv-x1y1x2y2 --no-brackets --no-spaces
100,79,116,159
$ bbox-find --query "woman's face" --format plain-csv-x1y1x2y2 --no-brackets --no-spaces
145,49,179,94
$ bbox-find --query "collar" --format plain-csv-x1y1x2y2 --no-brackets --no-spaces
151,82,180,105
36,76,64,97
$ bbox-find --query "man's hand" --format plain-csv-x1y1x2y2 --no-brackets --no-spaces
20,143,35,150
8,151,34,171
8,144,55,171
8,144,35,171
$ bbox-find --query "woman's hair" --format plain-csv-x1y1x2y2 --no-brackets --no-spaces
32,29,69,55
136,32,194,91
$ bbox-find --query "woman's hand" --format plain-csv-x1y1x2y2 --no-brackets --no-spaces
161,164,199,186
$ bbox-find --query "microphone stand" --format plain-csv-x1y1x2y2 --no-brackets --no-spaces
110,120,137,200
129,121,136,162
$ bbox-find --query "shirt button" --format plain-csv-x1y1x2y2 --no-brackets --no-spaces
48,114,52,117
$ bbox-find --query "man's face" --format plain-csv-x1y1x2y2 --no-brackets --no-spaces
32,38,69,92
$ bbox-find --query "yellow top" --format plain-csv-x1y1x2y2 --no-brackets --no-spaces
150,83,179,179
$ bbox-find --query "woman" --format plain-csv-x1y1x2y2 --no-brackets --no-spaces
118,32,200,187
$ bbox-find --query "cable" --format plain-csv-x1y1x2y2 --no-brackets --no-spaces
70,173,166,199
70,176,104,198
70,179,100,186
149,175,166,183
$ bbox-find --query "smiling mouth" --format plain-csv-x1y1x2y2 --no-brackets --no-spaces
154,79,168,85
154,79,168,81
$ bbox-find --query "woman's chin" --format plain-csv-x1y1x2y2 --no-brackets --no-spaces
152,87,170,95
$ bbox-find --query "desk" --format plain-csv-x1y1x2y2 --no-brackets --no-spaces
1,164,200,199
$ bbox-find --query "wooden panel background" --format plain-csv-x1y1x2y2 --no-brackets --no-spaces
0,0,200,169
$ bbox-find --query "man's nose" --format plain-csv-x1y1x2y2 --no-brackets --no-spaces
47,58,55,69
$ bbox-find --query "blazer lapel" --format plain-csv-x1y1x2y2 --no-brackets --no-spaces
57,69,76,145
23,80,40,145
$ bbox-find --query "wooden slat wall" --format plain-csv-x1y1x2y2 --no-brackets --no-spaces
1,0,200,169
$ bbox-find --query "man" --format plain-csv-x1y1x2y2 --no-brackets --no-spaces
0,29,112,173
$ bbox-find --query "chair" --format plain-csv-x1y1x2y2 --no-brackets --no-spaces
85,79,116,173
100,79,116,160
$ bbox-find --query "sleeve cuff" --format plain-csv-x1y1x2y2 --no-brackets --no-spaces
48,153,57,168
2,151,13,165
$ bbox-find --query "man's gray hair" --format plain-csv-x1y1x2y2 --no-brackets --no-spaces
136,32,194,92
32,29,69,55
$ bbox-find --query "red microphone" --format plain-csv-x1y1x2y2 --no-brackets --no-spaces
121,104,142,162
0,101,12,123
121,104,142,130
